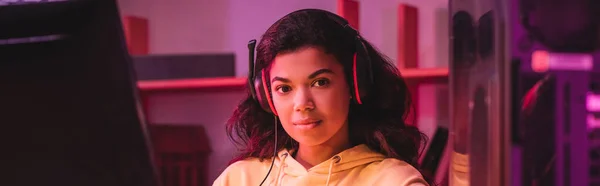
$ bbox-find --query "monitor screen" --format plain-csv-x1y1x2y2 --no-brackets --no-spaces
0,1,159,186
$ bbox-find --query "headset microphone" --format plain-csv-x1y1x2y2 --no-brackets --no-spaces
248,40,257,100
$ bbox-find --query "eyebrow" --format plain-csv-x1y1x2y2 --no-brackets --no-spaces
271,68,334,83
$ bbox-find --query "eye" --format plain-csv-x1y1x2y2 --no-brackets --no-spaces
312,79,330,87
275,85,292,94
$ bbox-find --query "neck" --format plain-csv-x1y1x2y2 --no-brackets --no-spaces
294,123,351,169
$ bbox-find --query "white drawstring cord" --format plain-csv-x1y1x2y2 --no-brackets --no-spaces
325,155,341,186
274,153,288,186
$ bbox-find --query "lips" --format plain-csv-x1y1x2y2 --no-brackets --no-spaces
293,119,322,125
292,119,322,130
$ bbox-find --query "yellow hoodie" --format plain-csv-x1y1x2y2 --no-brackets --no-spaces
213,144,430,186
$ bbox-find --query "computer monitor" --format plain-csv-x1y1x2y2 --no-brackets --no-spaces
0,1,159,186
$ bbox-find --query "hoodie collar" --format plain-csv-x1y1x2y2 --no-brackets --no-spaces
275,144,385,176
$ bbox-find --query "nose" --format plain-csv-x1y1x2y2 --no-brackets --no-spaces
293,87,315,112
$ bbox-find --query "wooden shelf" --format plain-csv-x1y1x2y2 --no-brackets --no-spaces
401,67,448,84
138,77,247,93
137,68,448,93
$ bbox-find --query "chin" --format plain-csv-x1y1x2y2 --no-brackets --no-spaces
291,135,330,147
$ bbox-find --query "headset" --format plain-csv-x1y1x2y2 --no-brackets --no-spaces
247,9,374,185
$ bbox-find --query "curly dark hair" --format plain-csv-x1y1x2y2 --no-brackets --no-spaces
226,8,430,181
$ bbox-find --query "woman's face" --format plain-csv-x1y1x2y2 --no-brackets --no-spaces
269,46,351,147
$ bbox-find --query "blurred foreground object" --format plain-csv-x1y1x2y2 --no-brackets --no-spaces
449,0,600,185
0,1,160,186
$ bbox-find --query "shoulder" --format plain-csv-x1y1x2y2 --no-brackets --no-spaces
213,158,270,178
223,158,267,172
365,158,429,186
212,158,270,186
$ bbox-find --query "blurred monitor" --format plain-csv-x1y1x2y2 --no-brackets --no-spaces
0,1,159,186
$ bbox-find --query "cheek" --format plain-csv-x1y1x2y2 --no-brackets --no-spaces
272,94,293,123
272,96,298,137
316,88,351,122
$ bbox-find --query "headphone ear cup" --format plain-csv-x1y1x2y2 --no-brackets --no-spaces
254,70,278,115
351,40,373,104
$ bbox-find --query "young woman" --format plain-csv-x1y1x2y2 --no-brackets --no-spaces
214,9,431,186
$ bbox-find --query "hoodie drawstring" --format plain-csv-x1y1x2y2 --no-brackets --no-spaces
325,155,341,186
275,153,288,186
